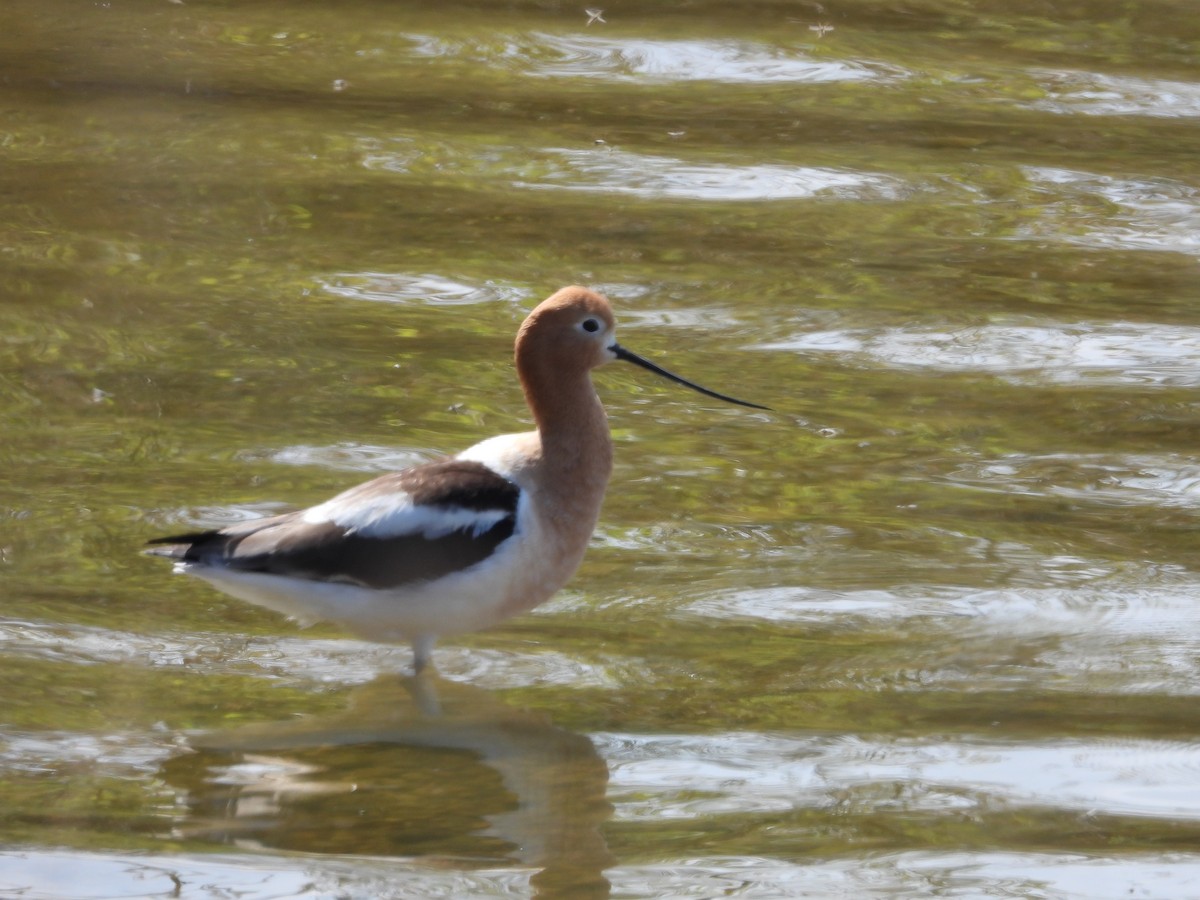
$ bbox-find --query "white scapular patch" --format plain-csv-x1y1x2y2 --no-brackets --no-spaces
302,491,511,540
455,432,533,480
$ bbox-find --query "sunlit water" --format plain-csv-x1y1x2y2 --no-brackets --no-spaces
2,0,1199,897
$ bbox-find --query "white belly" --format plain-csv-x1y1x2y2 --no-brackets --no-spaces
177,505,580,644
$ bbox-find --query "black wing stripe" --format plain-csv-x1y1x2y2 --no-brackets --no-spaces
146,459,522,589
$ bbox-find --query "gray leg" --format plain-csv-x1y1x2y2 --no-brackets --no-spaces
411,633,436,674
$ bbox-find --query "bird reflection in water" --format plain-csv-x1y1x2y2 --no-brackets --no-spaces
160,676,614,898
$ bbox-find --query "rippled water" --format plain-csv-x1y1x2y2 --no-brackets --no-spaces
2,0,1200,897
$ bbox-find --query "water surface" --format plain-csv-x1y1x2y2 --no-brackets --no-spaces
2,0,1200,896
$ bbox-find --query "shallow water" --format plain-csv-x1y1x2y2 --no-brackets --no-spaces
2,0,1200,897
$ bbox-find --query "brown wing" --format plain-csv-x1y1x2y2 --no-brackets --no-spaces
146,460,520,589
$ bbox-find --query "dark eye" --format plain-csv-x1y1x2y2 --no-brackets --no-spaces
581,318,601,333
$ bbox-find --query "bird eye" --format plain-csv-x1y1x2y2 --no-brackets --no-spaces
581,318,601,334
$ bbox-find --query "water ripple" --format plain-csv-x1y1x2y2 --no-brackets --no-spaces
317,272,524,306
1022,167,1200,256
688,567,1200,634
939,452,1200,509
759,321,1200,385
357,133,905,202
686,567,1200,694
402,32,901,85
0,618,613,690
1032,70,1200,118
517,147,905,201
529,34,898,84
0,848,531,900
612,852,1200,900
0,729,178,776
4,849,1195,900
596,730,1200,822
3,847,1197,900
235,442,431,474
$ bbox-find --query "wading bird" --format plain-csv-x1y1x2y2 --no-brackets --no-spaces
146,286,766,672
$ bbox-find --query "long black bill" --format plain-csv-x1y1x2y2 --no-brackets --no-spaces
611,344,771,410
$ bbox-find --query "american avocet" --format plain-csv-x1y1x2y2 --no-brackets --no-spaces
146,286,766,672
